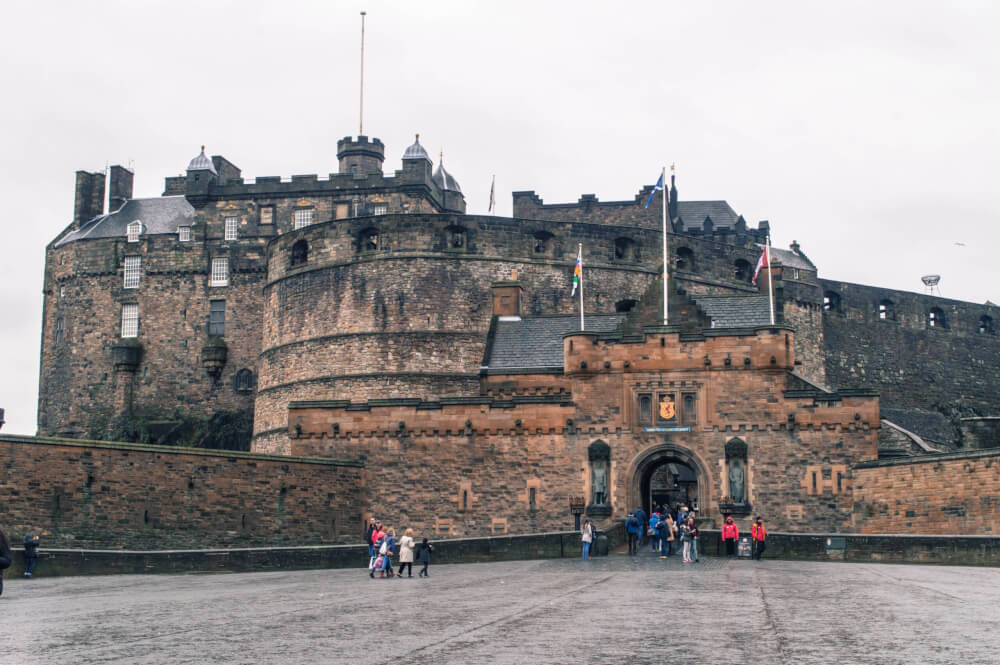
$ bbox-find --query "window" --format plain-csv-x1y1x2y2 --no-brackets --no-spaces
676,247,694,272
979,315,994,335
878,300,894,321
234,368,255,393
54,316,65,344
210,257,228,287
127,221,142,243
123,256,141,289
121,303,139,338
294,209,313,230
638,394,652,424
360,228,379,251
290,239,309,268
449,228,465,248
823,291,841,312
682,393,697,425
928,307,946,328
533,231,553,254
224,216,238,240
260,206,274,225
209,300,226,337
373,204,387,216
178,226,191,242
734,259,752,283
614,237,636,261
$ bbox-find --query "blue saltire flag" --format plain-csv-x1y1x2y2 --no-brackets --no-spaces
644,172,664,208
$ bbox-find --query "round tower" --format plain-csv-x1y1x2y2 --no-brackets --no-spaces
337,135,385,175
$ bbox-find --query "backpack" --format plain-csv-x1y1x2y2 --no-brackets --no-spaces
626,516,638,531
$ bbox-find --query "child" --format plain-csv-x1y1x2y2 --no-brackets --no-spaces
417,538,433,577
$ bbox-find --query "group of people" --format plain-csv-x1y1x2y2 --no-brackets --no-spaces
0,529,41,596
625,505,701,562
364,518,433,578
722,515,768,560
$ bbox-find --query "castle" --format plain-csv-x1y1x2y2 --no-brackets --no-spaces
31,132,1000,541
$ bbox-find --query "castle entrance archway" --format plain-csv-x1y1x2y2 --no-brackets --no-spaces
628,442,709,519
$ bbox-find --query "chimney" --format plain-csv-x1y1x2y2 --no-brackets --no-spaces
108,165,134,212
73,170,105,228
491,278,523,319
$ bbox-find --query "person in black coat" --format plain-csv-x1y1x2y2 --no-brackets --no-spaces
416,538,433,578
23,533,40,578
0,528,12,596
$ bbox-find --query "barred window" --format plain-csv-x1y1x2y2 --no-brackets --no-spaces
209,300,225,337
123,255,141,289
127,221,142,242
294,209,313,230
210,257,229,287
224,216,238,240
178,226,191,242
121,303,139,338
260,206,274,225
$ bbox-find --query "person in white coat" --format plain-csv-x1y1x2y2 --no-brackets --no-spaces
581,518,595,560
397,528,416,578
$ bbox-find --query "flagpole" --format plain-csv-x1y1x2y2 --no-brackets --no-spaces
661,166,668,326
578,243,585,331
766,235,775,325
359,11,366,136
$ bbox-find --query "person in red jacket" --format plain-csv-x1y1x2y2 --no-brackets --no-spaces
721,515,739,557
751,516,767,560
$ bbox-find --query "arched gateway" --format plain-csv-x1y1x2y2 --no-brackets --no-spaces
626,442,710,518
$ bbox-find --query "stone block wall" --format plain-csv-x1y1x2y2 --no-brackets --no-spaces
853,449,1000,534
0,435,364,549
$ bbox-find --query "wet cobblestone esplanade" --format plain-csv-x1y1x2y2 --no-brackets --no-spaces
2,552,997,664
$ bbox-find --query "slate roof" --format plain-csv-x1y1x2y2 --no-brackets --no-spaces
675,201,741,229
880,408,957,446
432,160,462,193
765,246,815,271
402,135,430,161
692,295,772,329
55,196,196,247
485,314,625,371
187,147,217,174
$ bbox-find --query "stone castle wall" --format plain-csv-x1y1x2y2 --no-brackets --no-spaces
0,435,364,549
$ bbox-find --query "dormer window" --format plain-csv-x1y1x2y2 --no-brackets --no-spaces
127,221,142,243
178,226,191,242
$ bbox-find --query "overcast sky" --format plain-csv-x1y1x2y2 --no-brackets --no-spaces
1,0,997,436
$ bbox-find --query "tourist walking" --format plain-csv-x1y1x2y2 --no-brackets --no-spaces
23,533,39,578
634,507,647,548
655,514,669,559
648,511,661,552
364,518,377,558
722,516,739,557
0,528,12,596
625,512,641,554
417,538,433,577
687,517,700,563
752,517,767,560
398,528,416,577
665,515,678,557
381,528,397,577
581,518,595,560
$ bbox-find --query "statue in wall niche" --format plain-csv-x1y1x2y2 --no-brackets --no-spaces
729,459,745,504
591,459,608,506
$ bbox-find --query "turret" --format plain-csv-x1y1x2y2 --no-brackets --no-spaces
337,135,384,176
401,134,432,180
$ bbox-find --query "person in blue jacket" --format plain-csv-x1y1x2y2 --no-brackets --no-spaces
648,511,661,552
625,512,641,555
633,507,647,548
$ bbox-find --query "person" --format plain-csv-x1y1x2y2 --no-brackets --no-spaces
23,533,40,578
722,516,739,557
416,538,433,577
625,512,641,555
752,517,767,560
633,507,647,548
677,505,688,527
655,514,669,559
364,518,377,558
680,517,693,562
581,518,595,560
687,517,700,563
398,528,416,577
369,522,386,577
0,528,12,596
648,511,661,552
666,515,678,557
381,528,397,578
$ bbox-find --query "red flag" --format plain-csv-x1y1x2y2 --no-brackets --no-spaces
752,246,769,285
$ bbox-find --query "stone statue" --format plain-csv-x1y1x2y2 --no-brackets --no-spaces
729,460,745,504
592,459,608,506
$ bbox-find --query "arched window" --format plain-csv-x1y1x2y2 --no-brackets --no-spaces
615,299,637,313
233,368,256,393
446,225,466,250
979,315,994,334
823,291,841,312
928,307,947,328
614,237,636,262
676,247,694,272
54,316,65,344
359,227,379,252
533,231,553,255
638,394,652,424
878,299,894,321
290,239,309,268
734,259,752,283
127,220,142,243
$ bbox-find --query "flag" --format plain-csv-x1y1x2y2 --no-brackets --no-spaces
488,175,495,212
644,172,664,208
752,245,769,285
571,246,582,296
